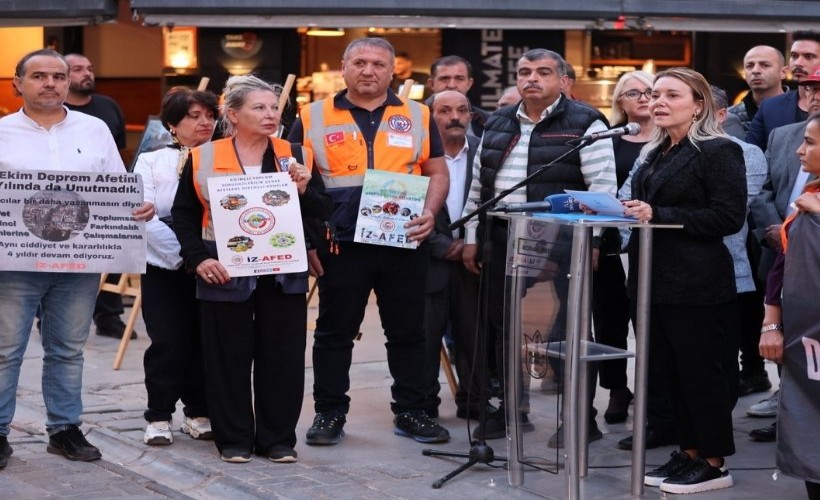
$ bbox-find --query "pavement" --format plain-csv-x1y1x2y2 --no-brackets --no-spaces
0,291,806,499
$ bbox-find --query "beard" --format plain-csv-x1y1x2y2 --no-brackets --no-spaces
70,79,95,96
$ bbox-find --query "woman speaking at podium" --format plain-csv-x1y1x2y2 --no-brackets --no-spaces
622,68,746,495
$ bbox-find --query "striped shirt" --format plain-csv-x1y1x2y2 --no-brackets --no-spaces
463,95,617,243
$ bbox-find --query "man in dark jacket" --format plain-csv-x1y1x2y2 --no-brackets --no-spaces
460,48,616,443
421,90,483,420
746,31,820,151
728,45,787,134
428,55,490,138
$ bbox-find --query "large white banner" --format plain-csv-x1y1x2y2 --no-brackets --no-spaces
207,172,307,277
0,169,146,273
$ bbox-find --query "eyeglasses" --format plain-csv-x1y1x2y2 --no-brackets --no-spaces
619,89,653,100
799,83,819,96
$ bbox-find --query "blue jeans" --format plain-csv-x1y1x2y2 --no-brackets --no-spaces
0,271,99,436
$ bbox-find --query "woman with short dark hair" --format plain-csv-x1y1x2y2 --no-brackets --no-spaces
135,88,219,446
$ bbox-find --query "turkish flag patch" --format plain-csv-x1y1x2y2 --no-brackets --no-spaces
324,131,344,145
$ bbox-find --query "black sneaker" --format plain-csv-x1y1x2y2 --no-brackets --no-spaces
47,425,102,462
394,410,450,443
220,448,252,463
644,450,695,487
660,457,733,494
547,421,602,449
265,445,297,463
305,410,346,445
0,435,12,470
739,372,771,396
749,422,777,442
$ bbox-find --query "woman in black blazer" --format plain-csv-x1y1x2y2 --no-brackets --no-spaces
622,68,747,495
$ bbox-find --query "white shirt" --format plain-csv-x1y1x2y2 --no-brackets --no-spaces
445,140,470,238
0,108,124,174
132,147,185,269
462,95,617,243
787,169,811,215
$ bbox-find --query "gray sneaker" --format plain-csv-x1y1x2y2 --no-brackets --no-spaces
746,390,779,418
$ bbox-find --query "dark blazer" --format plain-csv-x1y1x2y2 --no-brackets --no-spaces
627,137,747,305
750,120,808,232
745,90,801,152
426,135,479,293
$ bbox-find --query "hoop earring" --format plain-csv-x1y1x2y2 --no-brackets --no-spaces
692,114,698,123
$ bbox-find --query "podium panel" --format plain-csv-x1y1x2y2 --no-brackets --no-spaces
495,213,677,499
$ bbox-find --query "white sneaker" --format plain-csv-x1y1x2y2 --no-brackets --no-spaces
747,390,779,417
144,421,173,445
181,416,213,440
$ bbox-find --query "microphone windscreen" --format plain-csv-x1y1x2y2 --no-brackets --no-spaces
545,193,580,213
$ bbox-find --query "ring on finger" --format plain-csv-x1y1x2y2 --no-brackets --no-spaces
207,273,214,278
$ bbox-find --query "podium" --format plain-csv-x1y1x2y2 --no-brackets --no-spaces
495,212,680,499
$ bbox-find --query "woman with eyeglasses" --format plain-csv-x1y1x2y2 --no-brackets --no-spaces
623,68,746,494
589,71,657,428
133,88,218,446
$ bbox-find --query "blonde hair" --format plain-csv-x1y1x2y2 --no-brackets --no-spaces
221,75,282,137
638,67,726,164
609,70,654,125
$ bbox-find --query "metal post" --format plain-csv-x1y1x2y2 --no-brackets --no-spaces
564,224,590,500
578,227,592,478
507,257,526,487
630,226,654,495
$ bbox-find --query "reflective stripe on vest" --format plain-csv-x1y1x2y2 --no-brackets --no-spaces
302,97,428,189
192,137,300,240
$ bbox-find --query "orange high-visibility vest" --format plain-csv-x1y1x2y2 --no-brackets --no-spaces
300,96,429,189
191,137,312,240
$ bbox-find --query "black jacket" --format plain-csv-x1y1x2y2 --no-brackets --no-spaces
627,137,747,305
478,96,607,206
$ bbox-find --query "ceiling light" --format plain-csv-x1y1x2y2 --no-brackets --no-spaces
306,27,345,37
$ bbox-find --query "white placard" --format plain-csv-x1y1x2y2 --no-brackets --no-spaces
0,169,146,273
354,170,429,249
207,172,306,276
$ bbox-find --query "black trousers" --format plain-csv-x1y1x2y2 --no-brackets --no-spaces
200,277,306,453
142,265,207,422
648,301,739,458
485,224,596,420
807,480,820,500
94,273,125,325
313,242,429,415
591,253,631,390
422,263,482,413
738,289,766,377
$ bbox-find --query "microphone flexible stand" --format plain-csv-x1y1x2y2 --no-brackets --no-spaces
421,138,593,489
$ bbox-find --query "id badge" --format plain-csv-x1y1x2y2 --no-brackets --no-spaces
387,133,413,148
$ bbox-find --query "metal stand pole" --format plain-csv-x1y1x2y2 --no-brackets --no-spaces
630,226,654,495
507,257,526,487
564,225,590,500
578,227,592,477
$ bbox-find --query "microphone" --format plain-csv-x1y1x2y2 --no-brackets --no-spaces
496,193,580,213
566,123,640,145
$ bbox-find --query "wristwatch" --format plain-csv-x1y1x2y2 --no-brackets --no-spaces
760,324,783,334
